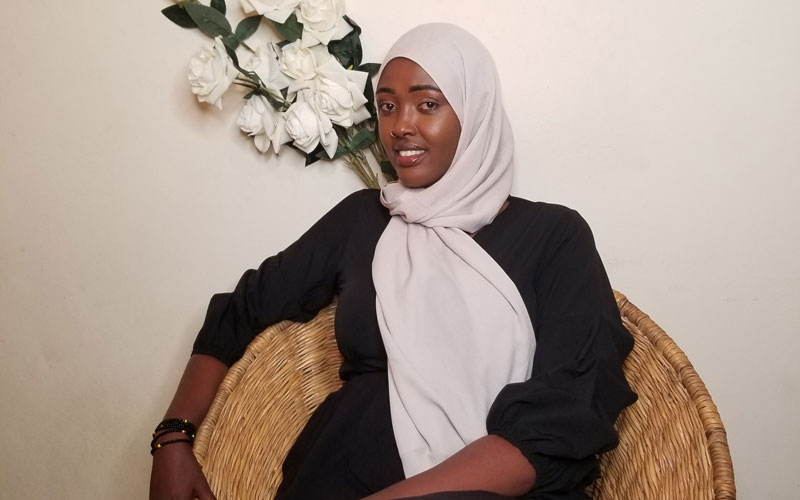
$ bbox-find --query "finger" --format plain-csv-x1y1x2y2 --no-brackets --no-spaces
194,479,217,500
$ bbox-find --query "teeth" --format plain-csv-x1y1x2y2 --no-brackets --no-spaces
398,150,425,157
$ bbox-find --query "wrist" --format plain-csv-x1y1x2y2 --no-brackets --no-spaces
152,430,189,446
150,418,197,455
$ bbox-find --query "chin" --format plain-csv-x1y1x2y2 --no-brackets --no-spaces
398,177,432,189
396,170,444,189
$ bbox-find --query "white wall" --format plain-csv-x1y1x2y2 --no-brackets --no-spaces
1,1,797,498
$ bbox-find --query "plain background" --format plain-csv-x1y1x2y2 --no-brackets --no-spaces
1,0,798,498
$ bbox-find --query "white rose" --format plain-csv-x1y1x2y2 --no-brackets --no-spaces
243,43,291,91
237,95,289,153
282,44,343,98
188,37,238,110
287,52,370,127
296,0,353,47
280,41,329,82
280,96,338,158
312,72,370,127
239,0,301,23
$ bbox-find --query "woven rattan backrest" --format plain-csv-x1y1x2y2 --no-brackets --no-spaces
193,303,343,499
589,293,735,499
194,292,735,500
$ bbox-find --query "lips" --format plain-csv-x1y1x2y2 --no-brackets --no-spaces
393,143,428,168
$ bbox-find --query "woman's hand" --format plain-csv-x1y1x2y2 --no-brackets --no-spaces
150,354,228,500
361,434,536,500
149,442,216,500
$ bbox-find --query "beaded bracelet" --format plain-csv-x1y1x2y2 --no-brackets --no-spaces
150,438,192,455
153,418,196,437
151,418,197,455
150,429,196,449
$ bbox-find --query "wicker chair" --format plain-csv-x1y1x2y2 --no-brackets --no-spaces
193,292,736,499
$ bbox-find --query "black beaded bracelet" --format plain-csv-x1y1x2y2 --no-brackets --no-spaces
153,418,197,437
150,438,192,455
150,428,196,449
151,418,197,455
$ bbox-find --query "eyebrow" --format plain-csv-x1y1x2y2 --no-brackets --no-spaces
375,84,443,94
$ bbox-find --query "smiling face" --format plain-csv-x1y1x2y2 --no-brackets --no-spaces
376,58,462,189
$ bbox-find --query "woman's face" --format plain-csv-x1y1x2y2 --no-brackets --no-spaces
376,58,461,188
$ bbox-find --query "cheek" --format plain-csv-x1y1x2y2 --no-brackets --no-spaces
377,118,392,148
446,120,462,156
428,120,461,158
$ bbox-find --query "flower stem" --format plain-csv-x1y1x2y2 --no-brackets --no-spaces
343,150,379,189
234,75,292,109
233,80,258,90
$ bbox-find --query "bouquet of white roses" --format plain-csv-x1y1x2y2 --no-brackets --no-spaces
162,0,394,187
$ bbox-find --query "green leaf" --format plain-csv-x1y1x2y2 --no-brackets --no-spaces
329,17,363,68
333,129,376,159
343,15,362,35
357,63,380,77
184,3,232,38
210,0,226,15
333,128,350,158
222,34,240,51
328,37,357,69
161,5,197,29
361,77,377,117
271,13,302,42
235,15,262,41
380,160,397,179
303,143,327,166
347,129,375,152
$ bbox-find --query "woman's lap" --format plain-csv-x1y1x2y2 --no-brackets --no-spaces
395,491,511,500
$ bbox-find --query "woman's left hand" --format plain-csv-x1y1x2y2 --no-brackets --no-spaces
360,435,535,500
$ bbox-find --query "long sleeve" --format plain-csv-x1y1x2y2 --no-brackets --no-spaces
486,209,637,498
191,191,367,367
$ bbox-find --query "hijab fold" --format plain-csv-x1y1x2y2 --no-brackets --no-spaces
372,24,536,477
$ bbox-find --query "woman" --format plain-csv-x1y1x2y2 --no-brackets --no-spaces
150,24,636,500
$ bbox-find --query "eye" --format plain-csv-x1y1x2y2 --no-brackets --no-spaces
378,102,396,113
420,101,439,111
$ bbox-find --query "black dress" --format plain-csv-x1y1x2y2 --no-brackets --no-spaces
192,189,637,500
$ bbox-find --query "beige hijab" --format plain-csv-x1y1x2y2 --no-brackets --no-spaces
372,24,536,477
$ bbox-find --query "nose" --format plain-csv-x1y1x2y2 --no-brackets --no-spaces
391,106,416,137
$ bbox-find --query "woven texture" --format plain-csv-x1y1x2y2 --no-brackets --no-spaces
194,292,735,499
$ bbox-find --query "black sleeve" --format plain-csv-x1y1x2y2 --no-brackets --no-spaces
486,209,637,498
191,190,368,367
